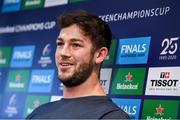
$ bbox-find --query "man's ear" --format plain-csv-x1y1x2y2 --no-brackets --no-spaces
94,47,108,64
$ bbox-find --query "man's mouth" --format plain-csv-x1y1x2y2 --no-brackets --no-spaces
59,62,74,69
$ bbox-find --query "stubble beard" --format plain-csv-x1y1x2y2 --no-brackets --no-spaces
57,57,94,88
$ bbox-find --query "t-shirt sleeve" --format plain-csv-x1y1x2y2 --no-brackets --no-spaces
100,109,130,119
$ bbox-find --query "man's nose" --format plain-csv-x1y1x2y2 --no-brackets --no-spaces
60,45,71,58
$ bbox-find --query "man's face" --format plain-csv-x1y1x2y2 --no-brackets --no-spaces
55,24,95,87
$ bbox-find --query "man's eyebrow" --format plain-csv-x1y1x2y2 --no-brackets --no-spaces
56,38,84,43
71,38,84,43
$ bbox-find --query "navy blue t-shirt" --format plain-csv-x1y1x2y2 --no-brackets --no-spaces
26,96,130,119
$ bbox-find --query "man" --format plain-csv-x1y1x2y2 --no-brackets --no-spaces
26,10,130,119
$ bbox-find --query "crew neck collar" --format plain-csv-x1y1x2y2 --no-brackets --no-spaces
61,95,108,101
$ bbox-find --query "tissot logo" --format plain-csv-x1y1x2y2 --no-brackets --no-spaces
116,36,151,64
141,100,179,120
145,67,180,96
160,72,170,78
28,69,54,93
151,72,178,87
10,46,35,67
100,68,112,94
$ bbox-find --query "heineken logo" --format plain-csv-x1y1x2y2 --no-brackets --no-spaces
6,70,29,92
24,95,49,117
15,74,21,83
125,72,133,82
111,68,145,95
0,47,11,67
33,99,40,108
142,100,179,120
117,72,138,89
0,51,2,58
155,104,164,116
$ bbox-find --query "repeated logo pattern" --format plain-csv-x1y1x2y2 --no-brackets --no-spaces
0,0,179,119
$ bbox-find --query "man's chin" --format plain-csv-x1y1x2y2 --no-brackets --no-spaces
58,76,72,82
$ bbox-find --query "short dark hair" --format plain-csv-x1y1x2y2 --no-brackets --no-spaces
57,10,112,51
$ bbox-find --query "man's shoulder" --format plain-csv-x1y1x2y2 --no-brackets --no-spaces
100,109,130,119
26,100,59,119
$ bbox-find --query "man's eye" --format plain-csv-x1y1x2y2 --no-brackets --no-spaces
57,42,64,46
72,43,81,47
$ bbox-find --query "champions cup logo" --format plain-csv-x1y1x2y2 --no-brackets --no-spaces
8,94,16,106
42,44,51,56
5,94,18,117
38,44,52,67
